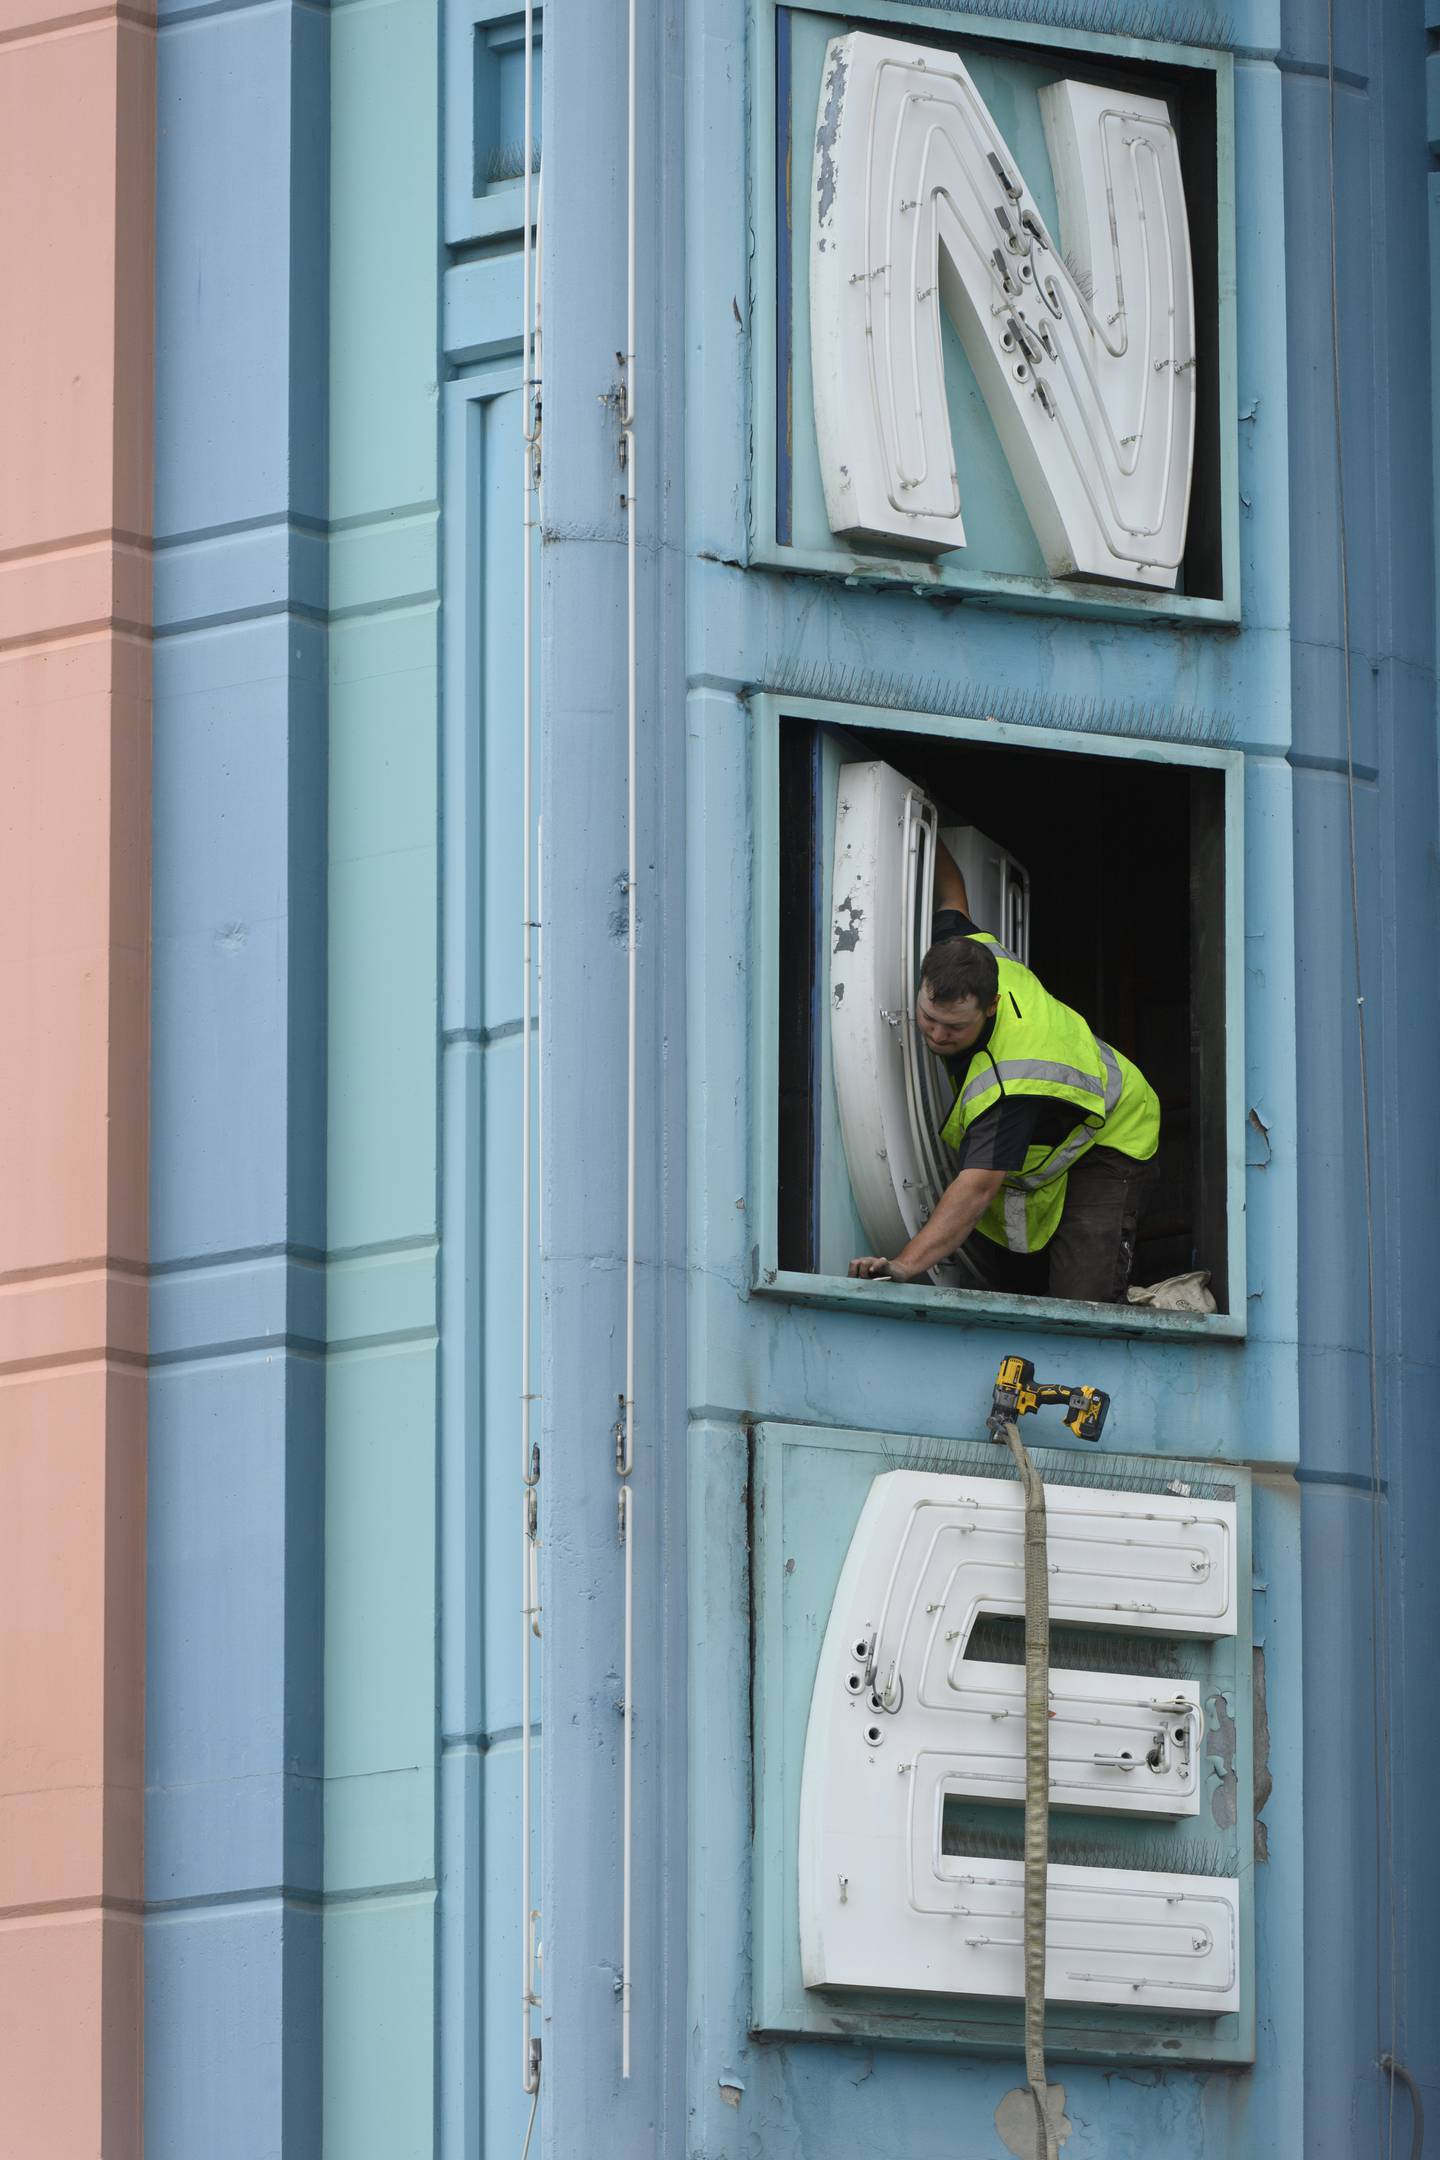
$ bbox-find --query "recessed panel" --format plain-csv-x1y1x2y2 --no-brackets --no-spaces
769,1440,1249,2042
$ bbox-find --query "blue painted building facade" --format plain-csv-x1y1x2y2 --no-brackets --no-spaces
138,0,1440,2154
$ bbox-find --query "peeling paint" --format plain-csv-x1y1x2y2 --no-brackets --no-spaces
609,871,631,943
833,894,864,953
1246,1106,1272,1167
814,45,847,234
1206,1687,1238,1832
718,2079,744,2108
996,2081,1072,2155
1253,1646,1272,1862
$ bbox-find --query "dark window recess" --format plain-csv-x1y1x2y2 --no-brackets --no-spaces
775,715,1230,1310
777,724,823,1271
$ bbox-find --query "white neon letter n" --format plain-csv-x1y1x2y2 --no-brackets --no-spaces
810,32,1197,587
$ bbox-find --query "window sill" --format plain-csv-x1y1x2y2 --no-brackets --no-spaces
750,1264,1246,1342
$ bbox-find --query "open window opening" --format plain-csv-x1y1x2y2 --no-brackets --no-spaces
776,711,1231,1314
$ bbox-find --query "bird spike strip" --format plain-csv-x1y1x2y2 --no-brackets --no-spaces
880,1435,1236,1502
963,1611,1206,1682
759,661,1235,750
901,0,1235,52
941,1815,1239,1880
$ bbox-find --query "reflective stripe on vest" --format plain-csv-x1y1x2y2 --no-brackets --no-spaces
1008,1113,1104,1194
956,1051,1117,1116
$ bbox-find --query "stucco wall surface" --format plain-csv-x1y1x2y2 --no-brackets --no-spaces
0,2,155,2153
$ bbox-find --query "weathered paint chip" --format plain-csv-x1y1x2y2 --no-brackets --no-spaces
815,46,848,231
833,894,864,952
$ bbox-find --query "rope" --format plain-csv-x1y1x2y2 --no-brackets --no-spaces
997,1418,1058,2160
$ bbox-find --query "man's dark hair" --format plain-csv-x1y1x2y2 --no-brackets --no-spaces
919,935,999,1009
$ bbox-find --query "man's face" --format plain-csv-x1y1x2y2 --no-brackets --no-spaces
916,983,996,1057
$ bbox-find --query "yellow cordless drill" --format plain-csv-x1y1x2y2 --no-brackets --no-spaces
987,1354,1109,1443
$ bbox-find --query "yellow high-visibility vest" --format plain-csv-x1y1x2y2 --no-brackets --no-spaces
938,935,1160,1253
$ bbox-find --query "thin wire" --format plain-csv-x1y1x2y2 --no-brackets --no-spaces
620,0,639,1490
617,0,640,2085
619,1482,635,2079
1380,2056,1426,2160
519,0,541,2102
1324,9,1397,2152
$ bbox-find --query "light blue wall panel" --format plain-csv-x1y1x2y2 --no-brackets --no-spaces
327,601,439,1256
150,619,326,1262
152,3,328,538
331,0,440,527
323,1895,436,2158
147,1902,322,2160
324,1339,438,1892
147,1350,323,1901
148,2,329,2153
439,348,537,2158
537,0,692,2152
1283,3,1440,2149
324,0,442,2147
480,1036,526,1729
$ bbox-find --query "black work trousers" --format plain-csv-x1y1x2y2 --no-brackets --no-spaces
953,1147,1159,1305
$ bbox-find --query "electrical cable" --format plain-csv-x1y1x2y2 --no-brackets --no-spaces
996,1417,1059,2160
519,2082,540,2160
1324,7,1398,2153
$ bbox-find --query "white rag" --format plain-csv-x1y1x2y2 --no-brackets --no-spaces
1127,1269,1217,1314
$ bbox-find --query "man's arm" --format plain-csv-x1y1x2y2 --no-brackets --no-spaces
849,1166,1006,1283
932,836,971,919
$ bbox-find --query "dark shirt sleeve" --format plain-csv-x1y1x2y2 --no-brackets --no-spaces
954,1094,1042,1174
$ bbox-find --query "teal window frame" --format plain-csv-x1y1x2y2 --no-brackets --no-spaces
749,0,1241,625
446,0,542,249
748,692,1249,1341
750,1418,1258,2063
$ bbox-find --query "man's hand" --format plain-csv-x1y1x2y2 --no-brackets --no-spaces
848,1169,1007,1287
848,1254,927,1284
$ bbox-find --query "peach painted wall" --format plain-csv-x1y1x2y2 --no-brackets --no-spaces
0,2,154,2153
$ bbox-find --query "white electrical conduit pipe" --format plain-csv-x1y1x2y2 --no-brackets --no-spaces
616,0,639,2086
520,0,542,2102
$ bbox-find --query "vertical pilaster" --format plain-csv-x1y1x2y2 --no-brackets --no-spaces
144,4,329,2152
539,3,690,2153
0,2,155,2152
323,1,441,2150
